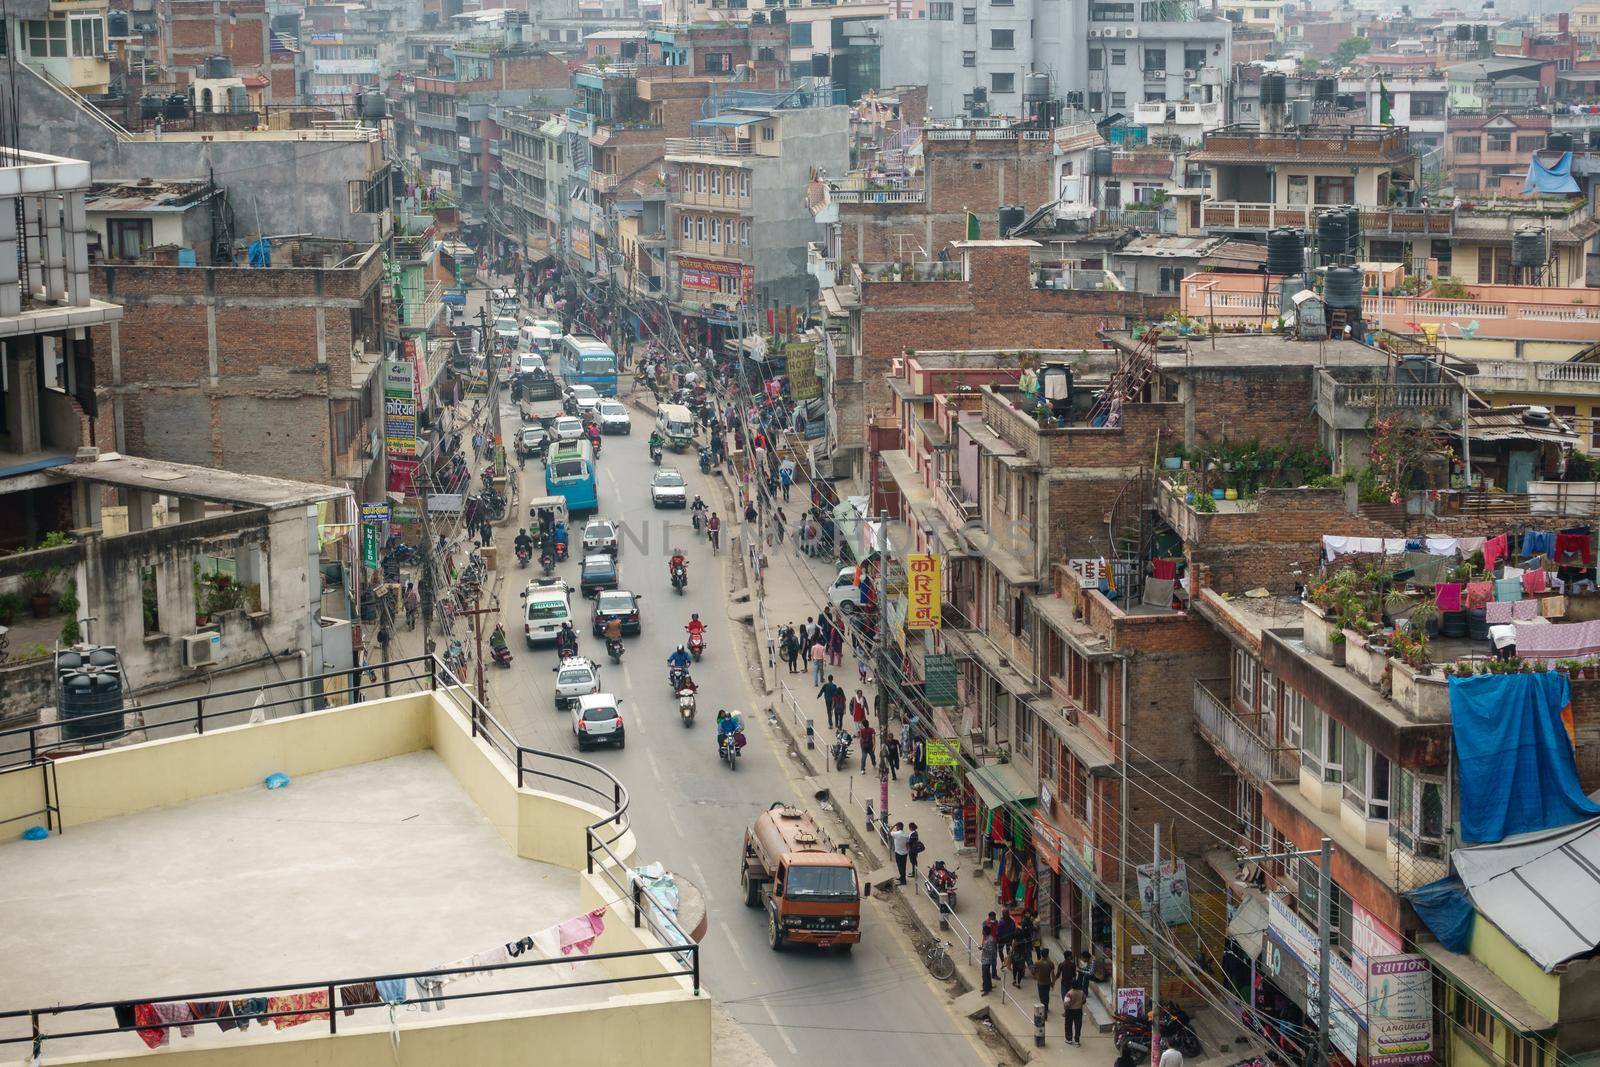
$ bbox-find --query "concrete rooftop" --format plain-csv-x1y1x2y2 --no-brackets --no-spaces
1105,331,1391,370
52,452,350,508
0,751,594,1059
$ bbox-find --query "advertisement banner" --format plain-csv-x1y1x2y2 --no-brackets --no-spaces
386,458,419,495
1136,859,1193,926
571,226,592,260
1368,955,1434,1067
1267,893,1364,1061
391,503,420,524
1352,901,1405,984
906,552,942,630
1116,988,1146,1018
383,359,417,458
360,503,391,527
924,653,958,705
785,342,820,402
1031,811,1062,874
925,738,961,767
361,524,378,570
680,266,726,293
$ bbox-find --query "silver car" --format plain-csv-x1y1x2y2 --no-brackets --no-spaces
573,693,625,750
551,657,600,711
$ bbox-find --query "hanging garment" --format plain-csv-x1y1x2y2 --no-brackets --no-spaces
558,908,609,956
1485,601,1515,625
150,1002,195,1039
1150,559,1178,581
1466,582,1495,609
1556,532,1593,565
1512,600,1539,621
1435,583,1462,612
268,991,329,1030
1425,536,1462,556
1495,577,1524,602
133,1004,167,1049
339,983,381,1017
1511,619,1600,660
1482,534,1508,574
1523,569,1549,595
1541,595,1568,619
186,1001,230,1030
375,980,407,1006
1521,531,1556,559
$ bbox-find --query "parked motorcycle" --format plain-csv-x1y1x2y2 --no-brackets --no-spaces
677,687,697,727
924,859,958,911
831,728,853,772
606,636,625,664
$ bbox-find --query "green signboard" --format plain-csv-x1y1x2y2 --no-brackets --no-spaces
362,524,378,570
925,738,961,767
924,653,958,706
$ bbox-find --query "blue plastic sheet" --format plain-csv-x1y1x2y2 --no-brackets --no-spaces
1407,877,1474,953
1449,672,1600,843
20,825,48,841
1523,151,1581,195
264,772,291,790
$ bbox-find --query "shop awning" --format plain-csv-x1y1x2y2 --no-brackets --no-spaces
968,762,1038,812
1227,893,1268,962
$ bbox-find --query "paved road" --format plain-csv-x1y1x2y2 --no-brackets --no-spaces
478,383,993,1067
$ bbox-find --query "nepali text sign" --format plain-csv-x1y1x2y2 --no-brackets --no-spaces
906,553,942,630
925,738,961,767
1369,955,1433,1067
1267,892,1364,1062
785,342,820,401
1136,859,1193,926
924,653,958,706
383,358,417,457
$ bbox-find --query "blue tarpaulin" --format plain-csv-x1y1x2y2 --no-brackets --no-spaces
246,238,271,268
1523,151,1581,195
1407,877,1475,953
1449,672,1600,843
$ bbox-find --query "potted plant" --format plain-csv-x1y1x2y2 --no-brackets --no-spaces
20,531,72,619
0,591,21,626
1343,617,1390,687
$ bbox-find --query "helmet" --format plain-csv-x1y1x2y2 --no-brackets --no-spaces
691,613,700,621
677,645,686,654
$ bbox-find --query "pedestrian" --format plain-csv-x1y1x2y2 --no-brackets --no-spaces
780,462,792,502
376,622,392,665
907,821,923,877
899,717,914,760
744,499,758,525
1063,980,1086,1046
997,910,1017,964
982,912,999,944
829,686,846,732
818,674,843,730
1018,913,1038,963
772,508,786,546
858,656,871,685
480,519,493,548
810,634,826,685
1009,938,1029,988
1034,950,1056,1020
827,625,844,666
849,689,868,727
781,626,799,673
1159,1034,1184,1067
858,721,876,772
890,821,910,885
980,933,998,996
883,732,901,780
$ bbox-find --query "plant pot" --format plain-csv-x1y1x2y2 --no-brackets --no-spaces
1344,630,1389,687
28,593,52,619
1302,602,1344,663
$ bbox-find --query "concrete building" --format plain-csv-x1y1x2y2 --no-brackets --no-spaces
665,96,850,312
5,0,112,95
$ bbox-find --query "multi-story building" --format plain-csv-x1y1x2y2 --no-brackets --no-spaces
1217,0,1286,40
1446,110,1550,194
5,0,112,96
665,95,849,315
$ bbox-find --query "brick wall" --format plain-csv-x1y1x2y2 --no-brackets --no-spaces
1180,488,1402,594
1568,677,1600,794
1183,367,1323,450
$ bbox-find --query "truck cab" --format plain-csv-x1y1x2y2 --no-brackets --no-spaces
741,803,861,952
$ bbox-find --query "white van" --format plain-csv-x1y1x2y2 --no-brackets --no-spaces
656,403,695,445
521,578,573,647
519,325,556,355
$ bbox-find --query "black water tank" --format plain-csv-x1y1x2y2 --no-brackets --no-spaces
206,55,234,78
1512,228,1547,268
1456,24,1472,39
1343,204,1362,255
1473,24,1488,40
811,53,830,76
1324,265,1363,311
359,90,388,119
1317,211,1349,264
55,646,126,745
108,10,128,36
1590,130,1600,150
1397,354,1441,384
1334,93,1357,111
1089,146,1114,176
1266,227,1305,275
164,94,190,118
1315,77,1337,103
998,205,1025,238
1546,133,1570,152
1260,73,1287,106
770,8,786,22
140,95,164,119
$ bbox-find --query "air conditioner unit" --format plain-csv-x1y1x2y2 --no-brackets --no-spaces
1183,67,1196,78
1061,704,1079,726
865,23,877,33
183,631,222,668
1123,26,1137,36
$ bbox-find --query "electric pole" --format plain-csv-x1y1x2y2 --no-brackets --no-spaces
1240,836,1335,1067
1151,823,1162,1067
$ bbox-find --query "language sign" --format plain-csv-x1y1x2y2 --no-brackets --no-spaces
924,738,961,767
906,553,942,630
1369,955,1433,1067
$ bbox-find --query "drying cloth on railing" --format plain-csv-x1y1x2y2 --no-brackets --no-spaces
1407,877,1475,954
1323,536,1409,560
1556,532,1593,565
1491,624,1519,650
1448,671,1600,843
1435,583,1462,612
339,983,381,1017
1486,601,1515,625
1524,150,1581,195
1522,531,1556,559
150,1002,195,1039
133,1004,167,1049
268,991,329,1030
1524,568,1549,595
558,908,609,955
1514,619,1600,660
1466,582,1494,609
1150,558,1178,581
1483,534,1508,574
1495,577,1524,602
1513,600,1540,621
1142,577,1176,609
1542,595,1568,618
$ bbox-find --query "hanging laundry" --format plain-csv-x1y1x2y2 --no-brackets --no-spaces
1512,600,1539,621
375,979,407,1006
1482,534,1508,573
1435,583,1462,612
1466,582,1494,609
1541,595,1568,619
150,1001,195,1039
1523,568,1549,595
268,991,329,1030
505,936,537,958
187,1001,230,1030
1150,558,1177,581
1502,566,1525,581
229,998,267,1031
1555,532,1593,565
529,927,567,977
112,1004,138,1030
1521,531,1555,558
411,977,444,1012
339,983,381,1017
1426,536,1463,556
1512,619,1600,661
557,908,609,956
1495,577,1524,602
1485,601,1515,625
133,1004,167,1049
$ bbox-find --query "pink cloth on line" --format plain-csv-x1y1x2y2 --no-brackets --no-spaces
1512,600,1539,621
1482,534,1508,573
1512,619,1600,659
1435,583,1462,612
558,908,608,956
151,1002,195,1039
1523,568,1549,594
1150,558,1177,581
1466,582,1494,609
1485,601,1514,624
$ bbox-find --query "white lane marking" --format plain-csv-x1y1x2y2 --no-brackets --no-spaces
762,1001,798,1055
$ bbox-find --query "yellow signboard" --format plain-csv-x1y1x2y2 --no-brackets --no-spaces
906,553,942,630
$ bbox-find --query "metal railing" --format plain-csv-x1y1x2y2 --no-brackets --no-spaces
1191,681,1297,785
664,137,753,157
0,653,699,1054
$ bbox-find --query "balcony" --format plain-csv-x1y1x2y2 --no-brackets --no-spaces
1314,369,1463,431
1193,680,1298,785
1465,359,1600,397
664,137,752,158
502,147,545,178
1197,201,1454,236
1452,201,1598,243
854,261,962,283
936,482,982,531
923,126,1053,143
590,171,619,193
675,188,748,211
827,182,927,205
1193,123,1413,163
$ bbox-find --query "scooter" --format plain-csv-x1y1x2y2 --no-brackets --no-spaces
831,728,853,772
649,441,663,465
698,447,713,474
670,563,688,595
677,687,697,727
554,540,569,563
688,631,706,662
516,544,532,569
669,665,692,692
606,636,625,664
924,860,958,911
490,626,513,669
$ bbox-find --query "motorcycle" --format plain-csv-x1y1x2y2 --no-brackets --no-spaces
443,638,468,677
649,441,663,465
688,631,705,662
691,508,705,535
670,563,688,596
516,543,532,569
554,540,569,563
720,732,740,771
556,633,579,660
831,728,853,772
606,636,625,664
677,687,697,726
541,553,555,577
698,447,713,474
924,859,958,911
489,626,513,669
669,665,692,692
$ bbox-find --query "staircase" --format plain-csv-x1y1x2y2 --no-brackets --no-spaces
1086,327,1159,429
1105,468,1156,604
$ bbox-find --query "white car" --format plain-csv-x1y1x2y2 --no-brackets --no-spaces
494,317,520,347
597,399,631,435
551,657,600,711
552,416,587,442
522,578,573,647
582,518,620,557
518,352,546,377
828,567,863,613
565,384,602,418
572,693,625,751
651,468,687,508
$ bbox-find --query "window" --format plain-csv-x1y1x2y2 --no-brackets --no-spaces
695,168,706,193
695,216,706,241
1089,49,1103,70
789,21,813,45
1515,134,1544,152
1391,768,1445,859
1144,90,1166,103
963,50,976,67
929,1,954,17
1184,47,1206,69
991,28,1015,48
1454,136,1481,153
1509,1034,1545,1067
107,218,153,261
1341,732,1390,820
1091,1,1135,18
702,51,731,73
25,19,67,58
1453,994,1496,1046
69,15,104,58
710,217,722,243
740,172,750,197
1039,736,1057,798
1088,91,1104,111
1412,96,1442,117
761,124,775,141
1235,649,1256,705
741,221,750,246
1111,47,1127,65
1110,91,1126,108
992,72,1015,92
1486,131,1511,152
1143,47,1166,72
962,6,976,21
710,169,721,195
1282,688,1303,748
1015,700,1033,758
681,215,692,239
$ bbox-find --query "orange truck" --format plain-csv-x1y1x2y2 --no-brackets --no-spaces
741,802,862,952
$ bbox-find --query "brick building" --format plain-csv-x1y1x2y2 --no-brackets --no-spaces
89,238,388,496
156,0,296,104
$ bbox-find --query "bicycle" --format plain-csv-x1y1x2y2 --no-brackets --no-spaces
921,938,956,981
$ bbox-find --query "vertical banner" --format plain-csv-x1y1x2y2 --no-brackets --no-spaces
1368,955,1433,1067
906,553,942,630
384,358,418,457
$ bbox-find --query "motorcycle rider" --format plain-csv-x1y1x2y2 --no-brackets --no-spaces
489,623,509,657
603,613,624,653
667,644,692,684
552,518,569,559
514,527,534,561
716,708,745,756
690,495,707,531
668,547,688,584
685,613,706,650
556,622,578,659
648,428,664,454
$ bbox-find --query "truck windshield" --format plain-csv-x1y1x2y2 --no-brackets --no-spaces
785,865,858,900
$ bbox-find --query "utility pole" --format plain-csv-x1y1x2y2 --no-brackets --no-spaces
875,512,892,829
1151,823,1162,1067
1241,836,1335,1067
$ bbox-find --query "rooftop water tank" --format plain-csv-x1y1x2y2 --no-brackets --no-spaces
55,645,126,745
998,205,1025,238
1512,227,1547,268
1259,72,1287,106
1088,147,1114,177
1266,227,1305,276
1023,72,1051,104
1323,265,1363,311
1316,211,1349,265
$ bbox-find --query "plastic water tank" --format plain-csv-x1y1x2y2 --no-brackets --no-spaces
55,646,126,745
1324,266,1363,311
1546,133,1571,152
1089,147,1114,177
140,95,164,119
1266,227,1305,276
108,10,129,36
1259,73,1287,107
1290,98,1313,127
1316,211,1348,264
1397,354,1441,385
206,55,234,78
1512,228,1547,268
164,94,190,118
359,91,388,119
1315,77,1337,103
998,205,1025,238
1023,72,1051,106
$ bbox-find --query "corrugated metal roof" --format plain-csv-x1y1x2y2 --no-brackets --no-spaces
1453,816,1600,972
1468,406,1577,446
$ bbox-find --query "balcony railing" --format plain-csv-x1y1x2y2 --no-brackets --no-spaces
1198,201,1454,236
1199,123,1411,160
1192,681,1297,785
590,171,618,193
1315,370,1461,419
664,137,752,158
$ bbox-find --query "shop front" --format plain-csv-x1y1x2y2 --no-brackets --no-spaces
964,761,1038,913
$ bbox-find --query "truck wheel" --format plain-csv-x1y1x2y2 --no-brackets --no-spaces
742,868,760,908
767,913,784,952
836,942,854,955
